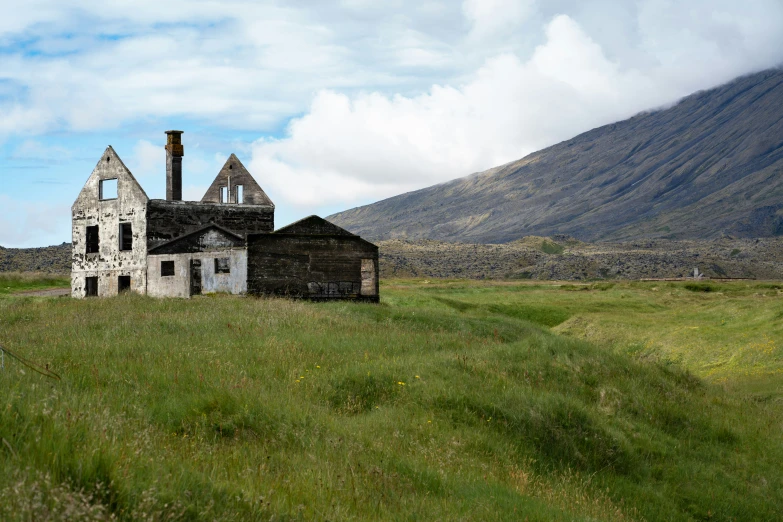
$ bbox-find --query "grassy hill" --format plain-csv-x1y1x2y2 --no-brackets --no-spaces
1,277,782,520
329,69,783,243
0,243,70,273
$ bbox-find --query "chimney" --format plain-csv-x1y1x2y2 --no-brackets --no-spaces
165,130,184,201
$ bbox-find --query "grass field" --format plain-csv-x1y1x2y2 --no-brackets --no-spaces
0,272,69,295
1,275,782,520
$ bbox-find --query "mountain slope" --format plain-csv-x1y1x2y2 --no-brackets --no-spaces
329,69,783,243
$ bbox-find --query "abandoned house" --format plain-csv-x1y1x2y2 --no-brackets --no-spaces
71,131,379,302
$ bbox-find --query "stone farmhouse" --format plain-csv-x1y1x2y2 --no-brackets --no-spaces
71,131,379,301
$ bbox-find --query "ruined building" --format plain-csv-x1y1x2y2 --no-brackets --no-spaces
71,131,379,302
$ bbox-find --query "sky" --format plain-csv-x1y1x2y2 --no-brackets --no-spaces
1,0,782,247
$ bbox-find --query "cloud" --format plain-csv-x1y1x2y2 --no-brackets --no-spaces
0,195,71,248
463,0,536,40
250,10,783,210
1,1,783,246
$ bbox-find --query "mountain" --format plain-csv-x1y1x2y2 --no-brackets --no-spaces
329,69,783,243
0,243,71,273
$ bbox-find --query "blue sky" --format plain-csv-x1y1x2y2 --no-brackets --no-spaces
2,0,783,247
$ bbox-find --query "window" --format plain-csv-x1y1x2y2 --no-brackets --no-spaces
118,276,131,293
86,225,99,253
119,223,132,251
235,184,244,204
220,186,227,203
85,277,98,297
99,179,118,200
161,260,175,277
214,257,230,274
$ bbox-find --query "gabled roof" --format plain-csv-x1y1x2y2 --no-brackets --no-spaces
148,223,244,254
274,215,356,236
200,154,274,207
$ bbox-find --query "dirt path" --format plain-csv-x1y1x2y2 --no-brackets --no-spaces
12,288,70,297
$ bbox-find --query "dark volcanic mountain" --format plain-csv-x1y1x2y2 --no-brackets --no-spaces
329,69,783,243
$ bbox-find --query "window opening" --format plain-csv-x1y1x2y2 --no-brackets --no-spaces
118,276,131,293
220,186,227,203
86,225,99,253
235,185,244,204
161,260,175,277
119,223,132,251
85,277,98,297
214,257,230,274
99,179,118,200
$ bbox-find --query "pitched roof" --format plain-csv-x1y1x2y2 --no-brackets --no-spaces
274,215,356,236
148,224,244,254
201,154,274,207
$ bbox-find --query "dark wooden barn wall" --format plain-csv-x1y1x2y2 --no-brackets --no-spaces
247,234,379,302
146,200,274,250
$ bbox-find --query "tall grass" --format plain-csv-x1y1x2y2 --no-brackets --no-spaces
0,280,782,520
0,272,70,294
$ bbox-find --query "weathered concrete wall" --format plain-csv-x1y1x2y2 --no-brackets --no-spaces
147,250,247,298
146,200,273,250
247,234,379,301
71,146,149,298
201,154,275,206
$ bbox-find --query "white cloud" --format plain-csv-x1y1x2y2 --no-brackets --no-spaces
463,0,537,40
0,195,71,248
1,0,783,246
251,10,782,210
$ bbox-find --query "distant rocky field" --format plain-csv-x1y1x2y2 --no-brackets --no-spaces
378,235,783,280
3,237,782,281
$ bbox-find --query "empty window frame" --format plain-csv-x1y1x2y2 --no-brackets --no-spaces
99,178,118,200
85,276,98,297
118,276,131,293
119,223,133,251
214,257,230,274
219,186,228,203
235,185,244,204
86,225,99,253
161,260,175,277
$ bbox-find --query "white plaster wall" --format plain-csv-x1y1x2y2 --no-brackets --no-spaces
147,249,247,298
202,250,247,295
146,254,191,298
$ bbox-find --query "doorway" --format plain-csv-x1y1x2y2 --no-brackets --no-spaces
190,259,202,296
118,276,131,293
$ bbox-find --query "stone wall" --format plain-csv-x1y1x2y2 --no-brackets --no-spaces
146,200,274,250
71,146,149,298
201,154,275,206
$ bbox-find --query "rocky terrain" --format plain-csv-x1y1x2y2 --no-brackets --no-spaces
330,69,783,244
378,236,783,280
0,243,71,274
3,236,781,281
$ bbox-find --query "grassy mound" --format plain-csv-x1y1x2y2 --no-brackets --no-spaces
0,280,781,520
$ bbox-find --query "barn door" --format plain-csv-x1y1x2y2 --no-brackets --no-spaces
361,259,376,296
190,259,202,296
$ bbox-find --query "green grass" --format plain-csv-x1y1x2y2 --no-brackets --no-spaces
1,278,782,520
0,272,70,294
